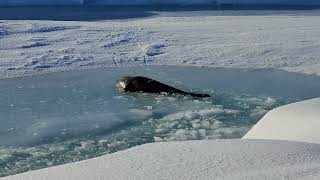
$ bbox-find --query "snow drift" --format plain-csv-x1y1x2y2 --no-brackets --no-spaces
243,98,320,144
2,139,320,180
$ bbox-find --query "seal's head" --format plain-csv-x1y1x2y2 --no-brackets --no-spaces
116,77,129,91
116,76,136,91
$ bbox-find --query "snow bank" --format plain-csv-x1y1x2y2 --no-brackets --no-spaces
243,98,320,144
2,139,320,180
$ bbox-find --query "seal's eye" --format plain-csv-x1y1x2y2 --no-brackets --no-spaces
116,80,127,91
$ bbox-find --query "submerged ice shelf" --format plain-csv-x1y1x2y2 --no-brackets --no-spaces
0,66,320,177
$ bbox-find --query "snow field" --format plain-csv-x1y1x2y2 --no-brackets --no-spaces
1,10,320,78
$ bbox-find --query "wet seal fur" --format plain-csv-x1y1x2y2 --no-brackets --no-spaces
116,76,210,98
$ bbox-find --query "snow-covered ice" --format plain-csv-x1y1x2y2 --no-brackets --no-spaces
244,98,320,144
1,10,320,78
3,139,320,180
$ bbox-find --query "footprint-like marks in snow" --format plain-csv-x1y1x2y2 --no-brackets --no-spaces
27,25,80,33
21,37,50,49
21,41,49,49
0,27,9,38
144,43,165,57
142,43,166,64
101,36,131,48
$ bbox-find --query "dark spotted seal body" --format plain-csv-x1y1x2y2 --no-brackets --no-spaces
116,76,210,98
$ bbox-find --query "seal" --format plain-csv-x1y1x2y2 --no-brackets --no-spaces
116,76,210,98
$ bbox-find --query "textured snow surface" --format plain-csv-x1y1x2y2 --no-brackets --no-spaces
2,139,320,180
244,98,320,144
1,10,320,78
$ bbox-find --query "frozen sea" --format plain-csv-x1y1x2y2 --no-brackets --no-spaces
1,7,320,78
1,7,320,177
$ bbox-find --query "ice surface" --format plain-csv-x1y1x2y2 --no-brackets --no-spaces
0,66,320,176
1,10,320,78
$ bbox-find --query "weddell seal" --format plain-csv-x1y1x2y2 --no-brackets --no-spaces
116,76,210,98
